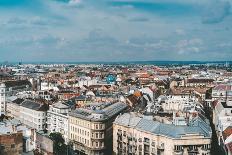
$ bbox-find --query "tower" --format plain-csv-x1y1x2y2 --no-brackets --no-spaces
0,83,6,115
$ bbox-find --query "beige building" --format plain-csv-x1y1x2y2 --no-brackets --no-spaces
113,113,212,155
68,102,128,155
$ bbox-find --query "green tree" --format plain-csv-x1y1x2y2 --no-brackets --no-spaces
49,132,67,155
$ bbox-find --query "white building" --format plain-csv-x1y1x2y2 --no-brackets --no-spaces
212,84,232,102
19,100,48,131
47,102,70,143
0,83,6,115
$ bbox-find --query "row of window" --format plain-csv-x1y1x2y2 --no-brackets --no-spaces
70,126,90,137
70,133,104,148
70,118,105,130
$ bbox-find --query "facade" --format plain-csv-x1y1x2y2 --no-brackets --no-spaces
113,113,212,155
0,132,23,155
185,78,214,87
4,80,32,96
6,98,24,118
212,84,232,102
36,131,54,155
0,118,36,154
19,100,48,131
47,101,70,143
0,83,6,115
69,102,128,155
213,100,232,135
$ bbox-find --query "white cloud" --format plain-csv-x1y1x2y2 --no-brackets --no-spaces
176,38,203,54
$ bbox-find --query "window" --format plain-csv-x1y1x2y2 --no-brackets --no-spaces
152,148,155,153
100,133,103,138
174,145,183,151
151,141,155,147
95,124,99,129
123,131,126,136
96,133,99,138
99,124,103,129
1,145,5,150
11,144,15,148
139,145,142,151
144,137,150,143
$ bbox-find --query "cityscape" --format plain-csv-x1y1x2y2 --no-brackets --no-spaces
1,0,232,155
0,62,231,155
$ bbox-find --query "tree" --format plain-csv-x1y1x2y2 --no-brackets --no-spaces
49,132,67,155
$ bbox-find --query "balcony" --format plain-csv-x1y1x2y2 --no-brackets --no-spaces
117,131,122,136
157,145,164,150
187,149,198,153
143,138,150,144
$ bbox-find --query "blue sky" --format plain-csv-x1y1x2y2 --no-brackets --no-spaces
0,0,231,62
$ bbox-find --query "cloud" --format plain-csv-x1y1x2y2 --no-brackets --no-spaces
69,0,81,5
0,0,231,61
202,1,231,24
128,17,149,22
175,29,185,35
176,38,203,54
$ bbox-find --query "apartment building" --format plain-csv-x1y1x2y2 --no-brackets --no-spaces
113,113,212,155
212,84,232,102
6,98,24,118
47,101,70,143
0,83,6,115
69,102,128,155
19,100,48,131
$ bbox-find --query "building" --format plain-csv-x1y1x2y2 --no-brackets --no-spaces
36,131,54,155
19,100,48,131
113,113,212,155
47,101,70,143
0,83,6,115
0,118,36,154
0,132,23,155
212,84,232,102
69,102,128,155
4,80,32,96
6,98,24,118
221,126,232,155
185,78,214,87
212,99,232,154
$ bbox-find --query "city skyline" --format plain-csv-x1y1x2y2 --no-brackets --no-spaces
0,0,232,62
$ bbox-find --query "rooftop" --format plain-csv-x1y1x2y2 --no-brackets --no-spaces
21,100,49,111
69,102,128,121
114,112,212,139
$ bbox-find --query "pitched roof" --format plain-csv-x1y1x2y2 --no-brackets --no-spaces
4,80,31,88
223,126,232,141
187,79,214,83
12,98,24,105
114,113,212,139
20,100,48,111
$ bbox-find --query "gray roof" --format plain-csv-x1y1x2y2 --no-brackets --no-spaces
114,113,212,139
52,101,70,109
21,100,48,111
69,102,128,121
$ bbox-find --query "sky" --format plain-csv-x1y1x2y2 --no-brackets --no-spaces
0,0,231,62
